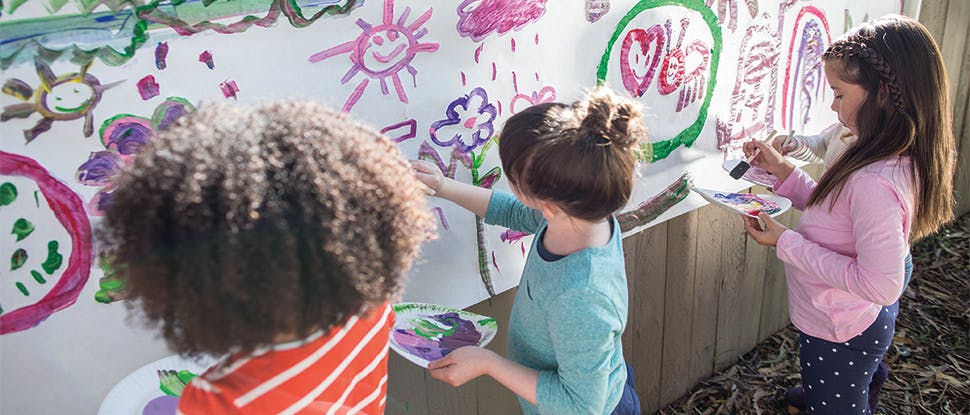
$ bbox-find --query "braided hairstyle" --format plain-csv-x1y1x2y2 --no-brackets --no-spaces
813,15,955,240
498,86,647,221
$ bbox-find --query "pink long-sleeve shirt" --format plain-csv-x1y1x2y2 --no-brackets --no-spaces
773,157,915,343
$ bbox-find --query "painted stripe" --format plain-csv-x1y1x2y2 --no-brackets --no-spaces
233,315,361,407
348,373,389,415
325,345,389,415
278,306,392,415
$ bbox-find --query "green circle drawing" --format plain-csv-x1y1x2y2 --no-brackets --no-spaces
596,0,721,163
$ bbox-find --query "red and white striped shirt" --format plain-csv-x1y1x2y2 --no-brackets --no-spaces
177,303,394,415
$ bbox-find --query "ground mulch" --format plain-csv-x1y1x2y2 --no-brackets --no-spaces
658,213,970,415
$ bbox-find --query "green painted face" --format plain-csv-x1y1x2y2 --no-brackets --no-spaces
47,81,94,114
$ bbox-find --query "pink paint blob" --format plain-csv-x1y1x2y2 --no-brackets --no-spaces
198,50,215,69
219,80,240,100
136,75,160,100
457,0,548,42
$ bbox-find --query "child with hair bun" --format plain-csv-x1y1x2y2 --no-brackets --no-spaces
413,86,643,415
99,101,435,415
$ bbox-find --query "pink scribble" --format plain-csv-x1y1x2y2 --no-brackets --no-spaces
474,44,484,63
154,42,169,70
199,50,215,69
308,0,439,112
511,37,516,52
380,119,417,143
491,251,500,272
520,242,526,256
509,71,557,114
219,80,240,100
461,71,466,86
136,75,160,100
491,62,497,80
534,33,539,45
432,206,450,230
500,229,530,243
619,18,710,113
457,0,548,42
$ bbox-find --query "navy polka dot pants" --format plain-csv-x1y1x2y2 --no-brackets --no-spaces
798,254,910,414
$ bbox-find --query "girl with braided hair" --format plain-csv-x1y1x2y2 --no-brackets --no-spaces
741,15,956,414
411,86,642,415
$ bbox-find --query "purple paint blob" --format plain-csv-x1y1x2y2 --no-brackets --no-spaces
457,0,548,42
198,51,215,69
155,43,169,70
713,192,781,216
585,0,610,22
142,395,179,415
102,117,155,156
137,75,160,100
152,98,195,131
392,312,482,362
76,151,122,186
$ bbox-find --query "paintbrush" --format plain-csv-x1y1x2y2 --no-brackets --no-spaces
729,129,777,179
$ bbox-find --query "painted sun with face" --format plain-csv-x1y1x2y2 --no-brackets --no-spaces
308,0,439,112
1,60,118,143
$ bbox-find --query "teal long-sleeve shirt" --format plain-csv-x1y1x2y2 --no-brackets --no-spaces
484,190,629,415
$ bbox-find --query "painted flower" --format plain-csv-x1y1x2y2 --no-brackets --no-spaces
100,116,155,157
430,87,497,153
76,151,122,186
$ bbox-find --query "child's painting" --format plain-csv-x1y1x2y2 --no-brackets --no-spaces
692,187,791,218
389,302,498,368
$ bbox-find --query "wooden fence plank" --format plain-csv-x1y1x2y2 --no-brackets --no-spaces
387,352,432,415
623,222,668,413
689,204,724,384
714,204,749,370
467,289,521,415
659,210,698,404
738,186,770,353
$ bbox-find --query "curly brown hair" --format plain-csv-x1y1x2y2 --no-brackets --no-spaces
99,101,434,356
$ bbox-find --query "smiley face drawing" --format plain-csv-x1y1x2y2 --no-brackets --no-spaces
1,60,119,143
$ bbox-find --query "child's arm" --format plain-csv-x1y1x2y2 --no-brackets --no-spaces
428,346,539,405
744,139,815,209
776,174,908,305
412,160,491,217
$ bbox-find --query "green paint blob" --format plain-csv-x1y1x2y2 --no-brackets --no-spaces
11,248,27,271
15,282,29,296
12,218,35,241
31,270,46,284
0,182,16,206
94,277,126,304
412,317,457,340
42,241,63,275
33,191,40,207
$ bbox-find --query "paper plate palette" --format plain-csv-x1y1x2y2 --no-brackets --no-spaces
389,302,498,368
99,354,218,415
693,187,791,218
722,159,779,188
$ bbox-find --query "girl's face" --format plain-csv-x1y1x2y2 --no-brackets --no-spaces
824,61,869,136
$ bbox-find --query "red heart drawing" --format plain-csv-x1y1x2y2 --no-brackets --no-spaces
510,86,557,114
619,25,665,97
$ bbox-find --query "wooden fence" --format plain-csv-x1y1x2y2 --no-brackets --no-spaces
386,1,970,412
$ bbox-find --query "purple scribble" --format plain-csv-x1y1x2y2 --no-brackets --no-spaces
491,62,497,80
102,117,155,156
457,0,548,42
137,75,160,100
155,42,169,70
491,250,500,272
460,71,466,86
431,206,450,230
585,0,610,22
392,312,482,362
743,166,779,188
500,229,530,243
381,119,417,143
142,395,179,415
77,151,122,186
152,98,194,131
219,80,240,100
429,87,497,153
91,188,115,214
199,51,215,69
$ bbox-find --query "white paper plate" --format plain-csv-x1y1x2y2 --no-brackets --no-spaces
693,187,792,218
98,354,218,415
722,159,780,188
389,302,498,368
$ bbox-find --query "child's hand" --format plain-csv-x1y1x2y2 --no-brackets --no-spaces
427,346,495,387
410,160,444,196
743,139,794,182
770,135,795,156
742,212,788,247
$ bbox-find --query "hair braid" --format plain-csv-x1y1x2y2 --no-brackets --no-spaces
823,41,906,112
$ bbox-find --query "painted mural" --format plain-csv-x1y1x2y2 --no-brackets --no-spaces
0,1,908,413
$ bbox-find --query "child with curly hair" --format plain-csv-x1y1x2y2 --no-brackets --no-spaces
742,15,956,414
412,86,644,415
98,101,434,415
